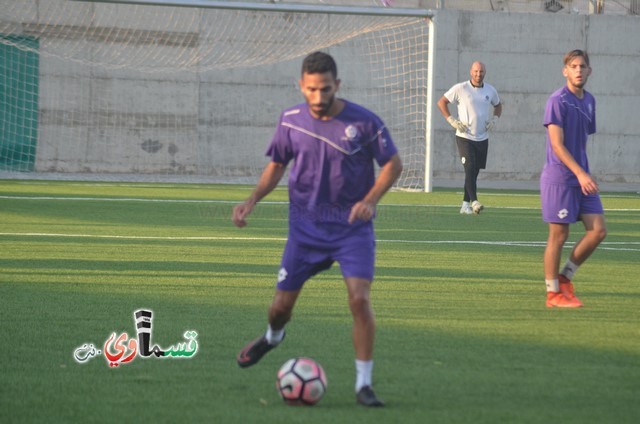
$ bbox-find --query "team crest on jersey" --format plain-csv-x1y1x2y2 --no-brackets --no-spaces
344,125,359,140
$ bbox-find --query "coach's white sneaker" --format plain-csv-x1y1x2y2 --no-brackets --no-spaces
471,200,484,215
460,202,472,215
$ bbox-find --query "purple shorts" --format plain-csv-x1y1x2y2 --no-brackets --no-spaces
276,232,376,291
540,181,604,223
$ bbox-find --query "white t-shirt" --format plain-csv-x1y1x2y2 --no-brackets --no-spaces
444,81,500,141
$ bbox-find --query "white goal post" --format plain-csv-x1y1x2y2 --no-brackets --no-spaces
0,0,436,191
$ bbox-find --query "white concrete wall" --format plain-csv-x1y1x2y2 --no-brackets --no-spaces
4,1,638,184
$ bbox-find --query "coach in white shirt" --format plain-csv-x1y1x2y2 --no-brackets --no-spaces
437,61,502,215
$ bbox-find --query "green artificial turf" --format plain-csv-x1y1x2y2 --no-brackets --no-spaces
1,180,639,423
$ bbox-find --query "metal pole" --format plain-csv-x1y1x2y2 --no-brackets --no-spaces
424,17,436,193
588,0,605,14
74,0,435,18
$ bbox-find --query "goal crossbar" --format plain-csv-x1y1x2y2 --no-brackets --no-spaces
74,0,436,18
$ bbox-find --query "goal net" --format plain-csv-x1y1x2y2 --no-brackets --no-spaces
0,0,432,190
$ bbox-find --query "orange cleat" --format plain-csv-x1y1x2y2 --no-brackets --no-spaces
546,291,583,308
559,275,583,307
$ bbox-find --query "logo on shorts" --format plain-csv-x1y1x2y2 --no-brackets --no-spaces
557,208,569,219
461,157,466,165
277,267,288,283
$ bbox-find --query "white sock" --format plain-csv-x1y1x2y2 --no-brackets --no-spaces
355,359,373,392
462,201,470,207
265,325,284,345
560,260,579,281
545,278,559,293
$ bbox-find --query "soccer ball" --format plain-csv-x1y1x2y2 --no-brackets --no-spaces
276,357,327,406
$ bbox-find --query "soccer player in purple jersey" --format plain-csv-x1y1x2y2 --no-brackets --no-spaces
233,51,402,406
541,49,607,308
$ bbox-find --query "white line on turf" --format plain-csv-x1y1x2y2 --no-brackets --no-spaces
0,232,286,241
1,232,638,251
0,195,237,203
1,196,638,211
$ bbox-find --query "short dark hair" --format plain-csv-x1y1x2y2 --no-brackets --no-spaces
563,49,590,66
301,51,338,79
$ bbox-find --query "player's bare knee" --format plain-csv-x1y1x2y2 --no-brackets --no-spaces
593,226,607,244
549,230,569,246
348,295,371,316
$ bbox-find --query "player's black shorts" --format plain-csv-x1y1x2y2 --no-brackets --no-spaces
456,136,488,170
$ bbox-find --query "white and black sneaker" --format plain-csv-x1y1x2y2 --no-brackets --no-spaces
471,200,484,215
460,202,473,215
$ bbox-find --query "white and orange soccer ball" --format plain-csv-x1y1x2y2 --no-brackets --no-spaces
276,357,327,406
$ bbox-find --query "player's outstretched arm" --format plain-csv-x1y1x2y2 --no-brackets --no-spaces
348,154,403,224
232,161,286,227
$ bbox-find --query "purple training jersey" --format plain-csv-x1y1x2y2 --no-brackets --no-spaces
266,99,398,243
541,86,596,186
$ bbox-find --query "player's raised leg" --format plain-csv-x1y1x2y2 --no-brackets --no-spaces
567,213,607,269
558,213,606,302
237,289,299,368
544,223,582,307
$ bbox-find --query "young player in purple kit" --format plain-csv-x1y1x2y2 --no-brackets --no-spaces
232,51,402,406
541,49,607,308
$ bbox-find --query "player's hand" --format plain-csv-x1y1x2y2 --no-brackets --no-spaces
232,200,255,227
447,116,468,133
348,201,376,224
486,116,499,131
577,172,600,196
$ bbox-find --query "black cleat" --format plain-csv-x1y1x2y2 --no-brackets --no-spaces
236,332,284,368
356,386,385,407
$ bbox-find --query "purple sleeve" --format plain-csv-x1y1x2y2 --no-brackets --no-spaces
372,124,398,167
543,94,564,128
265,115,293,165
